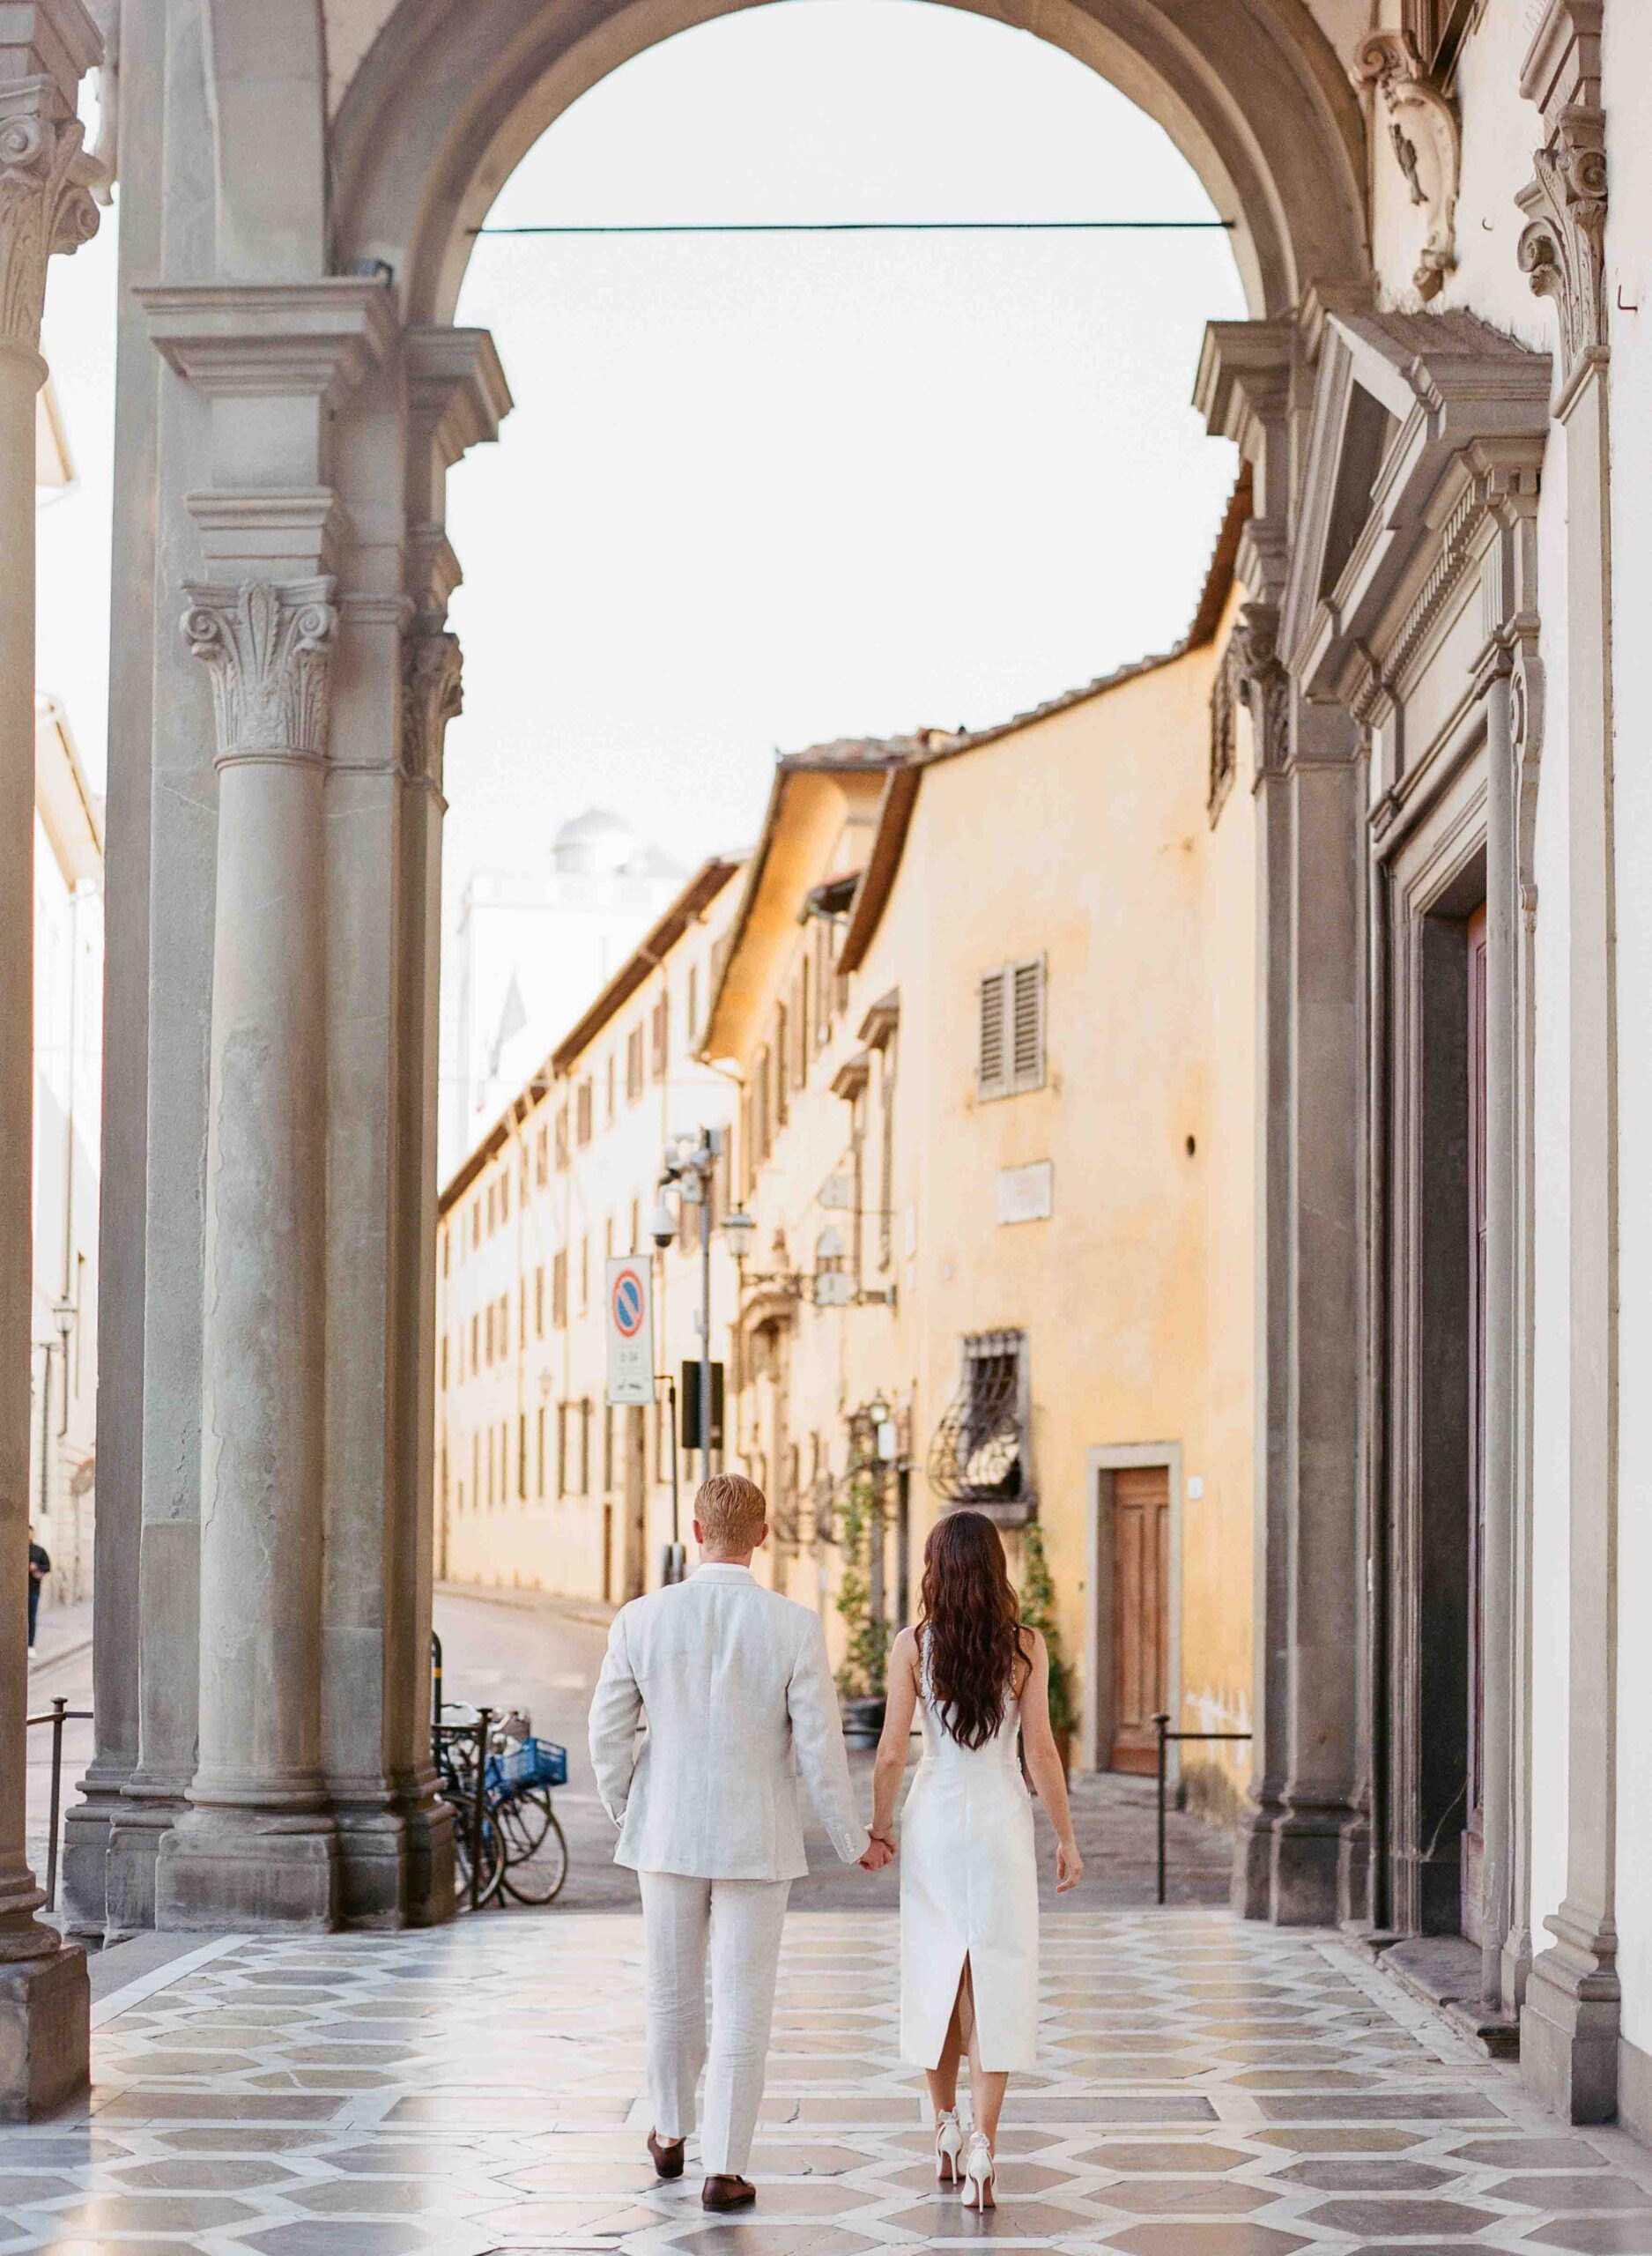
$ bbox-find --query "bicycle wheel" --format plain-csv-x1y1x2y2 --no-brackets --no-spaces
499,1785,552,1854
499,1797,569,1905
449,1796,504,1908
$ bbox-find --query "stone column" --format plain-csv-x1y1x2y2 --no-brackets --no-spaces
154,579,339,1928
139,278,393,1930
1515,0,1619,2123
0,0,99,2109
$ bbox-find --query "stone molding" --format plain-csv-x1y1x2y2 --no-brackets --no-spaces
181,579,338,769
142,279,396,405
1350,31,1460,302
1228,602,1289,788
1515,1,1605,414
400,626,462,796
0,71,98,356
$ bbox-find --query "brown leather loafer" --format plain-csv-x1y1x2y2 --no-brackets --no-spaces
648,2129,685,2180
702,2174,757,2211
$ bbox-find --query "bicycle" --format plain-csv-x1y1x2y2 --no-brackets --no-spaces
433,1699,570,1909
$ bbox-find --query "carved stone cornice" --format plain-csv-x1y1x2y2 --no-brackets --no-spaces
400,626,462,797
0,73,98,356
181,579,337,770
1516,0,1605,412
1350,31,1460,302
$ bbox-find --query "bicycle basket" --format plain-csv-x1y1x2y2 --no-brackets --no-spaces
487,1737,568,1794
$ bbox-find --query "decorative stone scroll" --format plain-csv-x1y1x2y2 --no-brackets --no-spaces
0,76,99,352
1350,31,1460,301
1516,0,1606,406
400,627,463,793
1516,112,1606,398
1227,602,1291,785
181,579,338,768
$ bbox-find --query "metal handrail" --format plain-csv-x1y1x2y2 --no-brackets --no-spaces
1152,1711,1252,1906
26,1696,92,1911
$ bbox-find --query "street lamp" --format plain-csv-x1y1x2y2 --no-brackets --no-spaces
722,1208,757,1260
654,1128,726,1584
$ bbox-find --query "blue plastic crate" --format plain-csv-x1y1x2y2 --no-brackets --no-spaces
487,1737,568,1795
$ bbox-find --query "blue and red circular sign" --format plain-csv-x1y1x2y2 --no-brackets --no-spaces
611,1267,646,1338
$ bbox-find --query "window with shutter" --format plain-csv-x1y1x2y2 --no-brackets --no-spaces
977,968,1007,1099
626,1025,643,1103
552,1250,567,1327
1011,956,1046,1092
774,1006,789,1126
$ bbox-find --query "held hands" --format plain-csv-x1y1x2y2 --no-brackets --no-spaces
859,1829,897,1872
1056,1835,1084,1893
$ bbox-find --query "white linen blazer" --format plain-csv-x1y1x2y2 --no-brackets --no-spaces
588,1562,870,1881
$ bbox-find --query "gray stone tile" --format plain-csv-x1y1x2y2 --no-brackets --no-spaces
1490,2178,1652,2212
1102,2226,1309,2256
1077,2143,1256,2173
1302,2196,1500,2236
673,2227,882,2255
111,2156,307,2190
1273,2158,1461,2192
240,2227,446,2256
52,2193,264,2230
1528,2226,1652,2256
1103,2181,1279,2217
1452,2137,1610,2168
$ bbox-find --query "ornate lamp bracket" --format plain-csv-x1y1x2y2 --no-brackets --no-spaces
1351,31,1461,302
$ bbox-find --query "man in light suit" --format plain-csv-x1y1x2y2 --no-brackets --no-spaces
589,1471,885,2212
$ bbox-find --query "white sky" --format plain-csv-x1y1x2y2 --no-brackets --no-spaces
36,0,1244,893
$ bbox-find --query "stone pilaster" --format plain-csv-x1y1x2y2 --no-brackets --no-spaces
0,0,99,2111
1513,0,1619,2125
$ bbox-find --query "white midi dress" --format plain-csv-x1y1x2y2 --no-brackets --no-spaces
899,1639,1040,2073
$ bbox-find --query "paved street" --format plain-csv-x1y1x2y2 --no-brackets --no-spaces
0,1588,1648,2250
4,1907,1652,2252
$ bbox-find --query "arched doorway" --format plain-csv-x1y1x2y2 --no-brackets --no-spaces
63,0,1370,1955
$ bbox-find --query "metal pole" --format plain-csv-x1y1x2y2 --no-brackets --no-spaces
430,1630,443,1731
699,1143,714,1491
1154,1711,1169,1906
46,1696,66,1911
470,1705,493,1912
664,1377,685,1584
37,1342,52,1523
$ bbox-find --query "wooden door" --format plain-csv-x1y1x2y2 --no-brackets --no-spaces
1462,905,1488,1940
1110,1465,1170,1773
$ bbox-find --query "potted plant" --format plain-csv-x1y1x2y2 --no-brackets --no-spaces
834,1466,890,1745
1020,1522,1077,1779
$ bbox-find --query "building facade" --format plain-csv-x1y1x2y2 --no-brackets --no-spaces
436,859,742,1604
704,505,1257,1816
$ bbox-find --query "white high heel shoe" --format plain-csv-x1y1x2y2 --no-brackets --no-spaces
961,2129,997,2211
934,2108,964,2185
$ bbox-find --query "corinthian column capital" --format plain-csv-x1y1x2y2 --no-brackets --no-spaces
181,578,338,769
1516,0,1606,409
0,74,99,357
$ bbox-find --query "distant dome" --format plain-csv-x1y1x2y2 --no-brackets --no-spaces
552,805,641,876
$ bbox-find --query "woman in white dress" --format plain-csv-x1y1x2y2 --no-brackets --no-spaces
866,1510,1082,2210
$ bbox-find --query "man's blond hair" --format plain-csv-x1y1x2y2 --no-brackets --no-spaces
695,1471,767,1554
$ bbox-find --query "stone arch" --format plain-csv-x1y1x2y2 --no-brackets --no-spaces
324,0,1369,323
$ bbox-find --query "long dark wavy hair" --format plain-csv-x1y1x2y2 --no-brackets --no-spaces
918,1510,1026,1749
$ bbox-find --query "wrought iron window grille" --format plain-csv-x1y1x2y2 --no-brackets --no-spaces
928,1330,1030,1506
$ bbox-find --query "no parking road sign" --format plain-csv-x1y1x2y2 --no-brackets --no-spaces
605,1258,655,1406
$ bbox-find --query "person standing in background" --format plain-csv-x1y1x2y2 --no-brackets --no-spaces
26,1528,49,1659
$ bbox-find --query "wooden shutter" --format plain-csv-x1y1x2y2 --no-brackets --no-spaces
1011,956,1046,1093
977,968,1008,1099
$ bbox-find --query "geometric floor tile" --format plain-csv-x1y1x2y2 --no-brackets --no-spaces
0,1905,1647,2255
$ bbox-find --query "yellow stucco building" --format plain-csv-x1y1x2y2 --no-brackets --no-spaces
704,485,1258,1812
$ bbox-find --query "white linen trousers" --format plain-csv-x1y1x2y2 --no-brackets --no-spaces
899,1651,1039,2074
640,1870,791,2175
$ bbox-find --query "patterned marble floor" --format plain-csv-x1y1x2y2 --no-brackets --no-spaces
4,1909,1652,2255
